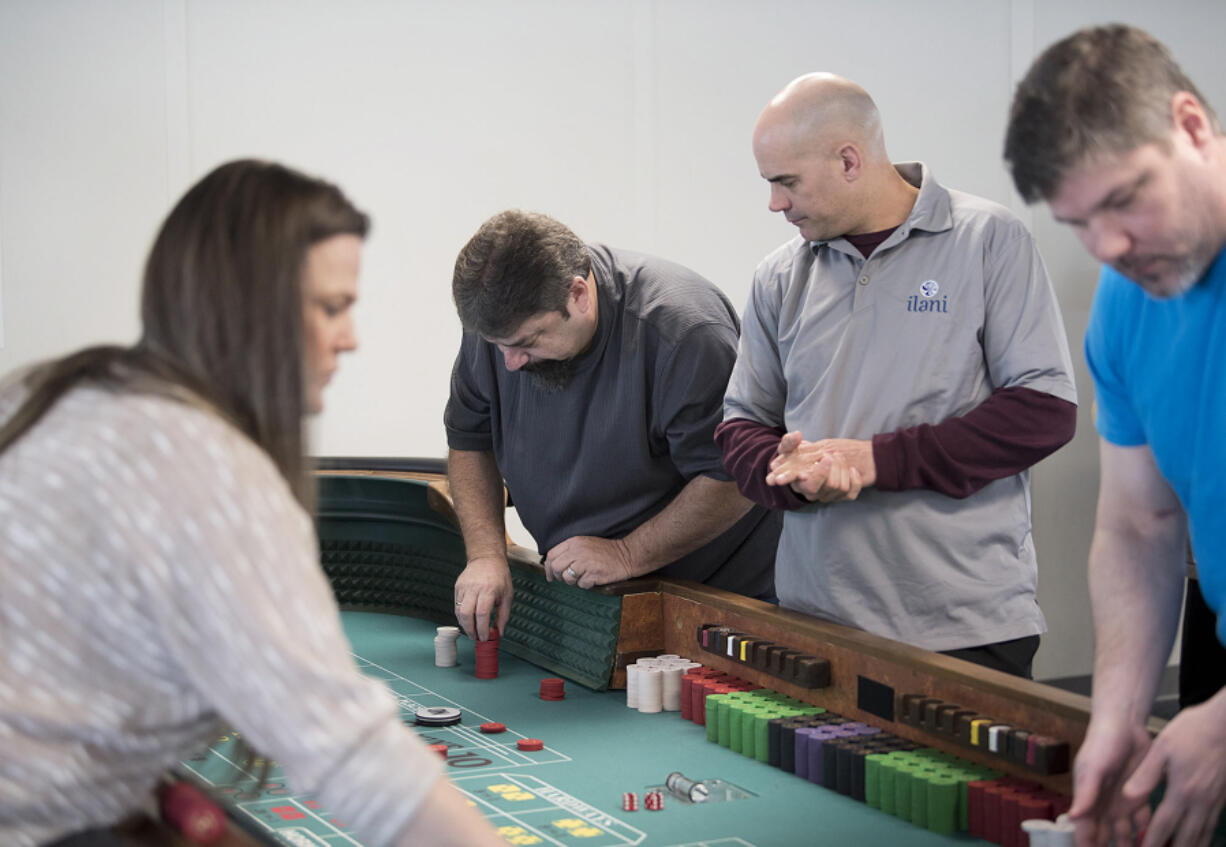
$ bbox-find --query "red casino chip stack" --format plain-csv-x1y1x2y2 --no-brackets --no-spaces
622,792,638,812
474,626,500,679
539,677,566,700
644,790,664,811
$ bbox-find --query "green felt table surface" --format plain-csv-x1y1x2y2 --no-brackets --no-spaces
182,611,991,847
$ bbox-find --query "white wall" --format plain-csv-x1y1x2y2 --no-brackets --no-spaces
2,0,1222,679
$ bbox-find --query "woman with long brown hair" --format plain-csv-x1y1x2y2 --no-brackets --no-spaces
0,160,504,846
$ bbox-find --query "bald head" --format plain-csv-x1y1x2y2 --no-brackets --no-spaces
755,73,886,160
751,74,917,240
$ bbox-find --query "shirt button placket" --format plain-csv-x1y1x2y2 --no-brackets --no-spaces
855,267,870,308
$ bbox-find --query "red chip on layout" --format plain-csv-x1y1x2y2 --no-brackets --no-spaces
539,678,566,700
480,722,506,733
517,738,544,751
159,781,227,844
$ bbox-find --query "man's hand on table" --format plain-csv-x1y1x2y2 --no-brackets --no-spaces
543,536,636,589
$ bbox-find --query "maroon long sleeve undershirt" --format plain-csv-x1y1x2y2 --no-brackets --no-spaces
714,385,1077,509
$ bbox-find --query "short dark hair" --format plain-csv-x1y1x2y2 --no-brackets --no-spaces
1005,24,1221,202
0,159,368,507
452,210,590,338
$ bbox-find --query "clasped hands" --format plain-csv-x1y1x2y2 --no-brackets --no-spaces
765,432,876,503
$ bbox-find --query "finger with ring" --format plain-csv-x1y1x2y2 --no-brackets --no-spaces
565,566,578,580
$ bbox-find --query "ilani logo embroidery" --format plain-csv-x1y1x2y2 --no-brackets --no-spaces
907,279,948,313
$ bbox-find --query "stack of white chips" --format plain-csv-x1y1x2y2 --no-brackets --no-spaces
434,625,461,667
1020,814,1075,847
626,654,702,713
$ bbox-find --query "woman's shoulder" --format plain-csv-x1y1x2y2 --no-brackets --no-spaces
53,387,292,505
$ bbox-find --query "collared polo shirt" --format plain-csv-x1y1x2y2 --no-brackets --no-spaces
724,162,1076,650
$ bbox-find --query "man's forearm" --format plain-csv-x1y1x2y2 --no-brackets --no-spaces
714,418,808,510
620,476,755,574
873,386,1077,498
446,448,508,561
1087,522,1187,725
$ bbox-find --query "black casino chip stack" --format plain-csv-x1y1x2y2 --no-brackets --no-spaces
475,626,500,679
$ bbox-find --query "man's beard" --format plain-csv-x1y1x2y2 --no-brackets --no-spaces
1114,250,1209,299
1116,187,1225,299
522,357,579,392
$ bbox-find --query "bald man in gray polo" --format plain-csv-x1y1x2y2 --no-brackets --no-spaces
716,74,1077,678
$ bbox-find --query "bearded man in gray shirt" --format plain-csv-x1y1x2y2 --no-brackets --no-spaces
717,74,1078,678
445,210,779,641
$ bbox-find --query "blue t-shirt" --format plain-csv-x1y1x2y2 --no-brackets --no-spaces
1084,248,1226,643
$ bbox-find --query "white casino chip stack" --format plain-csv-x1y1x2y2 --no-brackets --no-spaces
660,666,684,711
1020,820,1055,847
1049,814,1076,847
626,664,642,709
628,654,699,713
1021,814,1076,847
637,666,663,713
662,657,700,711
435,625,461,667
